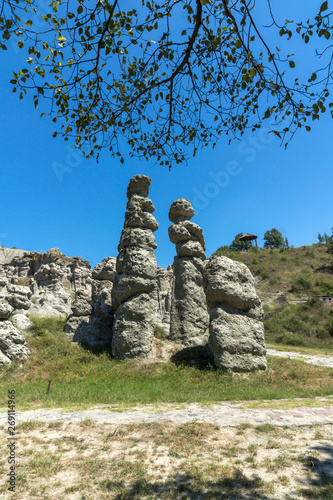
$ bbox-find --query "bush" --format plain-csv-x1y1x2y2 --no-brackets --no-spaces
291,273,313,294
320,280,333,297
154,325,168,340
324,317,333,337
281,332,305,347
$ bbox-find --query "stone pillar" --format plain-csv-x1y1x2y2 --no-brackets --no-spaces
111,175,159,359
168,199,209,346
204,256,267,372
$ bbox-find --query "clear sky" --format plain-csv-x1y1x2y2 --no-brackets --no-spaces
0,1,332,269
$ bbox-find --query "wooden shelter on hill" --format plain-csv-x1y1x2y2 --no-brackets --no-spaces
239,233,258,250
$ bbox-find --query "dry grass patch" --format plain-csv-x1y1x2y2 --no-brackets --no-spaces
1,421,332,498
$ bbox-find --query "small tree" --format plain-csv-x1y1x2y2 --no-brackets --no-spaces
263,228,285,249
318,233,325,244
326,228,333,255
230,233,244,251
284,237,289,249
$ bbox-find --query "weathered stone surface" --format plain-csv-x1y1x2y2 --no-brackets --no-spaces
126,174,151,200
169,198,194,223
205,257,260,310
0,321,30,365
112,275,155,310
176,240,206,260
119,228,157,250
116,247,157,279
29,289,72,317
204,256,267,372
92,257,117,281
168,199,209,346
155,266,173,332
0,300,14,320
112,293,156,359
112,175,158,359
11,314,33,331
65,315,112,348
7,285,32,310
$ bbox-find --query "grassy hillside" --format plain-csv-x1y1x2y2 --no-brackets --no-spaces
0,317,333,411
213,244,333,349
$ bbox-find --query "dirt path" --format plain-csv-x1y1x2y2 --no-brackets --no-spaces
266,348,333,368
1,398,332,428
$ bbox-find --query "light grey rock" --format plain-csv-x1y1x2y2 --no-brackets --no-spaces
116,247,157,279
169,198,195,223
29,290,72,317
7,285,32,310
0,300,14,320
71,296,92,317
0,349,11,366
64,315,112,348
112,175,158,359
92,257,117,281
112,274,155,310
176,240,206,260
124,195,159,231
112,292,156,359
168,199,209,346
170,257,209,346
0,321,30,364
205,256,260,311
126,174,151,199
204,256,267,372
11,314,33,330
155,266,173,332
118,227,157,250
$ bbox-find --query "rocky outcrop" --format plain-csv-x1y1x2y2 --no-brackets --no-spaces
111,175,158,359
204,256,267,372
168,199,209,346
0,321,30,366
64,257,115,348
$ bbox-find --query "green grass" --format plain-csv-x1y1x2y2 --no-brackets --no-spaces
213,243,333,300
265,299,333,348
0,318,333,410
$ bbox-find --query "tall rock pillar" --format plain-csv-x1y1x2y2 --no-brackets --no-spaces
168,199,209,346
111,175,159,359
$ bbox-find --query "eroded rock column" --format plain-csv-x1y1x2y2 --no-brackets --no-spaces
111,175,158,359
204,256,267,372
168,199,209,346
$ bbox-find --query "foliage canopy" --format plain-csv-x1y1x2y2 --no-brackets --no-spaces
263,228,285,248
1,0,333,166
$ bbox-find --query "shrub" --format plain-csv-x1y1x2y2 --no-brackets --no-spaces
291,273,313,294
281,332,305,346
320,280,333,297
324,317,333,337
154,325,168,340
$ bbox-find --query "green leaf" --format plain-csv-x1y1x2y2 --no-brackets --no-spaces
289,60,296,68
320,1,328,12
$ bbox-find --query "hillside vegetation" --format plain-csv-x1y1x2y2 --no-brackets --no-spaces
213,244,333,349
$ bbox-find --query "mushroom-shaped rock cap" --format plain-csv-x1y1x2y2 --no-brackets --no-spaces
168,198,194,223
127,175,151,200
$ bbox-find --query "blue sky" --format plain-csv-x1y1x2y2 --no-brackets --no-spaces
0,1,332,269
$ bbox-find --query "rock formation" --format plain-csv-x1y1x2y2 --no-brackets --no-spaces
204,256,267,372
168,199,209,346
64,257,116,349
0,320,30,366
111,175,159,359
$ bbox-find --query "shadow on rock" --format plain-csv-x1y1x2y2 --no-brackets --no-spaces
170,344,215,371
